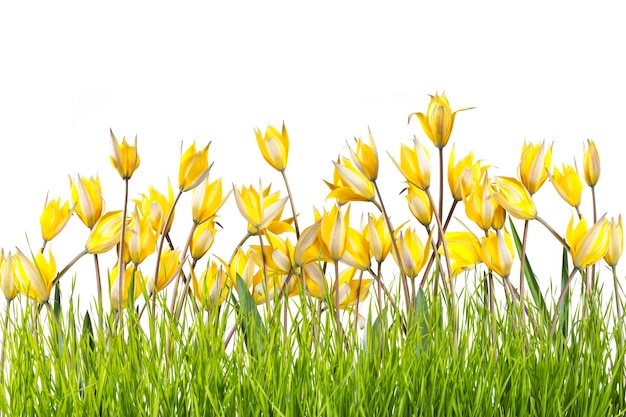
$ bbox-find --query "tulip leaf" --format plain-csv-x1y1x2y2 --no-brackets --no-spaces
559,247,570,339
509,218,549,323
234,274,267,358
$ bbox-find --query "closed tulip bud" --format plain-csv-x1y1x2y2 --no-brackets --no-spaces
463,173,499,231
320,205,351,261
70,175,104,229
335,267,373,309
519,140,552,195
409,92,473,149
448,145,481,201
149,248,181,293
480,229,514,278
549,163,582,209
583,139,601,187
392,228,430,279
254,122,289,172
125,206,157,265
40,195,73,243
191,260,229,309
1,250,19,301
406,185,432,227
85,211,124,254
389,137,431,190
364,214,392,263
178,141,212,192
341,228,371,271
491,176,537,220
604,215,623,267
191,178,231,224
348,129,379,181
14,248,56,303
110,129,140,180
109,263,143,311
190,219,217,261
566,215,609,269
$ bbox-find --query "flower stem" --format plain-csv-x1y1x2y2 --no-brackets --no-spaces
535,215,570,251
519,220,529,336
550,267,579,337
0,300,11,385
281,170,300,238
117,178,130,330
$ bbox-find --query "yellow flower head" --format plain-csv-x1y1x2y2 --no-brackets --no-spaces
124,206,157,265
178,141,211,192
191,259,229,309
491,176,537,220
549,163,583,209
265,230,296,274
85,210,124,254
325,156,375,204
441,229,481,278
191,177,231,224
409,92,473,148
463,173,500,231
389,137,431,190
363,214,392,263
480,229,514,278
518,140,552,195
134,181,176,235
109,263,144,311
1,250,19,301
319,205,351,262
392,227,430,279
566,215,610,269
40,194,73,243
605,215,623,267
583,139,601,187
190,219,217,261
70,174,104,229
348,129,379,181
110,129,140,180
14,248,56,303
341,227,371,271
150,247,182,293
406,185,432,227
233,182,288,233
448,145,482,202
255,122,289,172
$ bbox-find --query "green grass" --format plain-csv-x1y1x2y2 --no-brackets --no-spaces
1,272,624,416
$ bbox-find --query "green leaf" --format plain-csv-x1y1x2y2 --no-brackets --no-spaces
234,274,267,358
509,218,549,323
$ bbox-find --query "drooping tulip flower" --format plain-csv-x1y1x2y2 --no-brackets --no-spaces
191,259,229,309
233,182,288,234
178,141,211,192
14,248,56,303
109,262,144,311
85,211,124,254
549,163,583,209
347,129,379,182
480,229,514,278
583,139,601,187
392,227,430,279
518,140,552,195
255,123,290,172
40,195,73,244
149,247,181,293
191,178,231,225
566,215,610,270
604,215,623,267
70,175,104,229
491,176,537,221
1,251,18,301
408,92,473,148
406,185,432,227
325,156,376,203
319,205,351,262
389,138,431,190
110,129,140,180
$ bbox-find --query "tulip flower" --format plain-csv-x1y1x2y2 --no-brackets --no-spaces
566,215,609,269
389,138,431,190
583,139,601,187
408,92,473,148
463,173,500,231
549,163,583,209
518,140,552,195
85,211,124,254
347,129,379,181
302,262,328,299
149,248,181,293
255,123,290,172
604,215,623,267
40,195,73,244
294,222,329,266
227,247,258,290
319,205,351,262
70,175,104,229
325,156,376,203
109,263,144,311
14,248,56,303
109,129,140,180
448,146,482,201
480,229,514,278
341,228,371,271
124,206,157,265
191,259,229,309
441,230,482,278
491,176,537,220
363,214,392,263
191,178,231,225
190,219,217,261
233,182,288,233
135,181,176,235
265,231,295,274
178,141,212,192
406,185,432,227
335,267,372,309
392,227,430,279
1,251,18,301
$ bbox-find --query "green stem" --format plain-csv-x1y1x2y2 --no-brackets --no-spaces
550,267,579,337
281,170,300,238
519,220,529,336
117,178,130,330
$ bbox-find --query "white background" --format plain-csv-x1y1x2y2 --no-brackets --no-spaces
1,2,625,308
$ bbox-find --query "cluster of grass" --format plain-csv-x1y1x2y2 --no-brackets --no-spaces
1,272,624,416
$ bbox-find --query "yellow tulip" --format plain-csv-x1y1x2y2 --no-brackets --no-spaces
566,215,609,269
191,178,231,224
233,182,288,233
125,206,157,265
134,181,176,235
583,139,601,187
389,138,431,190
319,205,351,261
1,250,19,301
550,164,582,209
491,176,537,220
190,219,217,261
227,247,258,289
40,195,73,243
605,215,623,267
348,129,379,181
85,210,124,254
149,247,181,293
480,229,514,278
335,267,372,309
294,222,329,266
392,227,430,279
341,228,371,271
463,173,500,231
109,263,143,311
363,214,392,263
325,157,375,203
70,174,104,229
406,185,432,227
14,248,56,303
518,140,552,195
178,141,211,192
448,145,481,201
409,92,473,148
109,129,140,180
191,259,229,309
255,122,290,172
441,230,481,278
265,230,295,274
302,262,328,299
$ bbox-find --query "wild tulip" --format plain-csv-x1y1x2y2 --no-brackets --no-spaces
363,214,392,263
604,215,623,267
190,219,217,261
254,123,290,172
491,176,537,221
40,195,73,244
191,178,231,225
463,173,500,231
0,251,18,301
348,129,379,181
406,185,432,227
448,146,481,201
85,211,124,254
325,157,376,203
233,182,288,233
480,229,514,278
583,139,601,187
566,215,610,269
135,182,176,235
14,248,56,303
341,228,371,271
550,164,583,209
191,259,229,309
109,262,143,310
319,205,351,262
125,206,157,265
442,230,482,278
518,140,552,195
392,227,430,279
389,137,431,190
70,175,104,229
178,141,211,192
109,129,140,180
149,248,181,293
